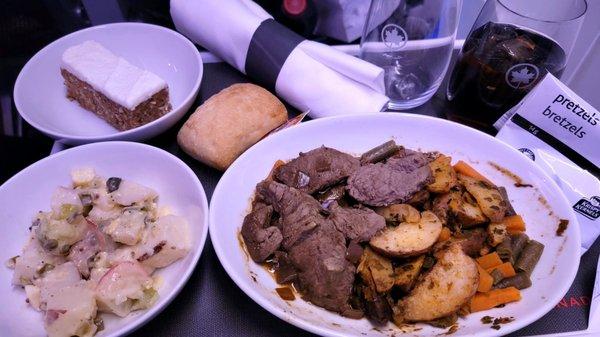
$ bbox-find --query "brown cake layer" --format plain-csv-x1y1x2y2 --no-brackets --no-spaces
61,69,172,131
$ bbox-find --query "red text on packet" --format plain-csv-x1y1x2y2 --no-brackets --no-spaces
555,296,591,308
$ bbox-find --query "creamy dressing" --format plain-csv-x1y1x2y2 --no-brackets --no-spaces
8,168,190,337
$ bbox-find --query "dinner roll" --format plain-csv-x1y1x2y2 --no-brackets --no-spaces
177,83,287,171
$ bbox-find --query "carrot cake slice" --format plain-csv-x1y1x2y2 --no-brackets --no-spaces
61,40,171,131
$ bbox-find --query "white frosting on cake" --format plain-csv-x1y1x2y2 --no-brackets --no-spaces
61,40,167,110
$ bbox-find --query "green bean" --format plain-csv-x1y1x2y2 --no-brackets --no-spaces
511,232,530,263
515,240,544,275
490,268,505,285
496,237,513,262
495,272,532,290
360,140,400,164
498,187,516,216
497,233,529,264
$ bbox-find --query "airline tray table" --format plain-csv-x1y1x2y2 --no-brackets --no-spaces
50,61,599,337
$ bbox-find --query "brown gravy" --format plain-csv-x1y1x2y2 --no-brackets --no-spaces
488,162,532,187
276,286,296,301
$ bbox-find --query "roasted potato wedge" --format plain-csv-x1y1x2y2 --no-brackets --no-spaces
375,204,421,225
369,211,442,258
432,190,488,227
399,243,479,321
431,193,452,225
427,155,458,193
451,190,488,227
458,174,507,222
360,283,393,324
357,247,395,293
394,255,426,292
488,222,508,247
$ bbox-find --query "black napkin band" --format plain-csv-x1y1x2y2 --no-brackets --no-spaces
245,19,305,91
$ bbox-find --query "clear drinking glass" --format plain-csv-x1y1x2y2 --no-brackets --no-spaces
360,0,461,110
446,0,587,133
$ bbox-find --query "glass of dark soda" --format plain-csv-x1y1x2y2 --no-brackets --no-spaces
446,0,587,133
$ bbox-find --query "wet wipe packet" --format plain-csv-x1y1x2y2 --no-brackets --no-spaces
495,74,600,254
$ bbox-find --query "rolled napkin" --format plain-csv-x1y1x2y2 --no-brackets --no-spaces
170,0,389,118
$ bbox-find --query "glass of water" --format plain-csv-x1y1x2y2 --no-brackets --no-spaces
360,0,460,109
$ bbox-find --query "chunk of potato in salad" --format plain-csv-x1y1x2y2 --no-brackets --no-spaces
7,168,191,337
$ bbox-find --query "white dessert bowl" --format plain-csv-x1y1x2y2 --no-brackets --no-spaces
14,22,203,145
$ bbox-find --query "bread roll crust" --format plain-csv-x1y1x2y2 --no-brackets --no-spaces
177,83,287,170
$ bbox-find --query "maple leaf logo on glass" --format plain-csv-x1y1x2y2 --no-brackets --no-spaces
505,63,540,89
381,24,408,50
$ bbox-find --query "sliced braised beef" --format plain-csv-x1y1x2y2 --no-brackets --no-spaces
274,146,360,194
387,151,435,171
346,240,364,265
288,223,356,314
347,152,434,207
240,203,283,262
434,228,487,257
257,180,323,249
257,180,357,314
457,228,488,257
272,251,298,284
407,189,431,206
328,202,385,242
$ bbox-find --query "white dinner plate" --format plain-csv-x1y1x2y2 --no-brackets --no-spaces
210,113,580,337
14,22,202,145
0,142,209,336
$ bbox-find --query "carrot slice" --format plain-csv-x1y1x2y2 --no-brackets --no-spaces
470,287,521,312
476,252,503,269
477,265,494,293
453,160,494,185
503,215,526,232
437,227,451,243
486,262,516,278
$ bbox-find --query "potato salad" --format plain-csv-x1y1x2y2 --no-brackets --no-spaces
7,168,191,337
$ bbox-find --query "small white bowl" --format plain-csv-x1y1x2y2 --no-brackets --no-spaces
0,141,209,336
14,23,202,145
